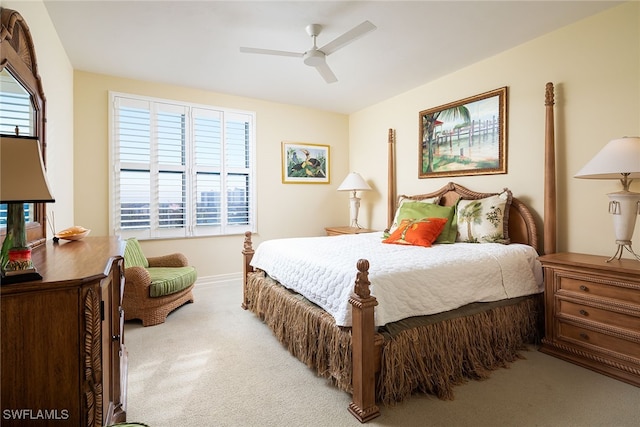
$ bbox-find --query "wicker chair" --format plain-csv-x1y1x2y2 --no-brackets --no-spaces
122,238,197,327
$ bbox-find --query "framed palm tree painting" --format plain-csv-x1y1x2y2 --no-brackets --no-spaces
282,142,330,184
419,87,507,178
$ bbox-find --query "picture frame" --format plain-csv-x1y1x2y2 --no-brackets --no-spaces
282,142,330,184
419,87,507,178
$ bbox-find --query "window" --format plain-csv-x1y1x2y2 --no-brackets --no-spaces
110,93,256,239
0,68,35,136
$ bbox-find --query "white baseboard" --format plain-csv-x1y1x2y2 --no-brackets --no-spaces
195,272,242,288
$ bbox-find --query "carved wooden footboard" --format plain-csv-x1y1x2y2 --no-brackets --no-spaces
242,232,383,422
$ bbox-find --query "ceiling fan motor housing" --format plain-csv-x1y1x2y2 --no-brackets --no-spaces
303,49,325,66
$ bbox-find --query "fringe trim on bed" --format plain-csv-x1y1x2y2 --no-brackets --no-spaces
246,272,354,393
245,271,542,404
378,296,541,404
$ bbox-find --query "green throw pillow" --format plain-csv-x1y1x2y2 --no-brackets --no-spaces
396,201,457,244
388,196,439,234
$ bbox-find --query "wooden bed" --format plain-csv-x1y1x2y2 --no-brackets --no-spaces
241,83,557,422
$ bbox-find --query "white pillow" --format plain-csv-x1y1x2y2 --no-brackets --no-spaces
456,190,512,244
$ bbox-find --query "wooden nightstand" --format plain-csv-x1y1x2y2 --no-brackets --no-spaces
325,226,375,236
539,252,640,387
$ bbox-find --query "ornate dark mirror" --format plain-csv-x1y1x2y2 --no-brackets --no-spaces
0,7,48,248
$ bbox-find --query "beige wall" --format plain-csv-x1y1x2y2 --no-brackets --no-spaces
349,1,640,258
4,0,75,232
73,72,349,277
10,1,639,280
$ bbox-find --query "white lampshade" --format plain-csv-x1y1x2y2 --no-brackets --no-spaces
574,137,640,181
574,136,640,262
337,172,372,192
1,136,55,203
337,172,371,228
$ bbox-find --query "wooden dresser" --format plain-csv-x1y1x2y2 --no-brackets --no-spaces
539,252,640,386
1,237,127,426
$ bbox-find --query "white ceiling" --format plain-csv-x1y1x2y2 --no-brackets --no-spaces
43,1,621,114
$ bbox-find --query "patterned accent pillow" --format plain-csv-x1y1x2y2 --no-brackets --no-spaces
456,190,512,244
387,195,440,235
383,217,448,247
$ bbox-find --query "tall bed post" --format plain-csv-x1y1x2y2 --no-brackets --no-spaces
348,259,380,423
387,129,396,230
544,82,557,255
241,231,254,310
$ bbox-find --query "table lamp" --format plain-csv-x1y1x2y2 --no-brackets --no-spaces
1,136,55,282
337,172,371,228
574,136,640,261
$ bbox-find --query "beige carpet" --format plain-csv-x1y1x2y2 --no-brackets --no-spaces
124,280,640,427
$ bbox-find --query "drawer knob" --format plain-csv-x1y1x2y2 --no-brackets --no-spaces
579,332,589,340
579,309,589,316
579,285,589,292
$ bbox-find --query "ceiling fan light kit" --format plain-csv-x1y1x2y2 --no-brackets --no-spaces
240,20,377,83
303,50,324,67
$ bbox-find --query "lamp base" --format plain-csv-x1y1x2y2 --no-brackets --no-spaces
606,240,640,262
1,247,43,284
1,270,43,284
349,196,363,229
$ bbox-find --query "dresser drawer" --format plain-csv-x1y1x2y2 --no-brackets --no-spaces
558,276,640,305
558,320,640,360
540,253,640,386
559,299,640,332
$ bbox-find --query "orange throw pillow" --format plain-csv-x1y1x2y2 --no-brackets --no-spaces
382,217,448,247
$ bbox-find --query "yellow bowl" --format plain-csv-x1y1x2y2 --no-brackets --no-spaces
55,227,91,241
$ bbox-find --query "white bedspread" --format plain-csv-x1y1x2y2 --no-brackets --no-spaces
250,232,543,327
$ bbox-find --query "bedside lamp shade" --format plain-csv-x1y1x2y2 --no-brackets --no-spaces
575,136,640,261
337,172,371,228
1,136,55,282
574,137,640,182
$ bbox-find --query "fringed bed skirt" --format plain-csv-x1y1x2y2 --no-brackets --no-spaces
245,271,542,404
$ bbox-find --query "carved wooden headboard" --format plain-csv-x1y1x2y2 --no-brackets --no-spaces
390,182,539,253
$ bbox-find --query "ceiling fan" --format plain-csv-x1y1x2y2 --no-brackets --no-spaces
240,21,377,84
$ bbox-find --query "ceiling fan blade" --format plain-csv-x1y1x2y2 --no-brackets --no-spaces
319,20,377,56
239,47,303,58
314,62,338,84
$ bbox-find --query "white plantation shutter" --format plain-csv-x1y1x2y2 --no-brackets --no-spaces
193,107,222,233
0,90,33,136
110,93,255,239
225,113,251,228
